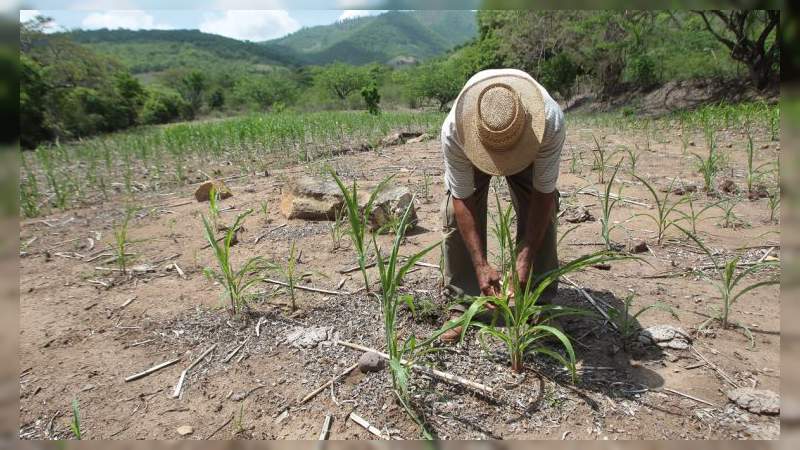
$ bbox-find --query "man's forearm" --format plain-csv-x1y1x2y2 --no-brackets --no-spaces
518,190,555,262
452,196,488,270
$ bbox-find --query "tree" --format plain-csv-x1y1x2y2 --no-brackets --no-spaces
314,63,370,101
231,74,298,111
694,10,779,90
414,60,463,111
178,71,206,118
361,83,381,115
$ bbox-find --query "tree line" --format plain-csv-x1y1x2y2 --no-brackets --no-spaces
20,10,779,149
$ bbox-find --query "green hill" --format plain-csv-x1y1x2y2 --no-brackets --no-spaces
64,29,300,74
263,10,477,65
62,11,477,75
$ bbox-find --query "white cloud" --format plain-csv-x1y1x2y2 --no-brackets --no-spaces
19,9,40,22
199,10,300,41
337,10,376,21
81,10,172,30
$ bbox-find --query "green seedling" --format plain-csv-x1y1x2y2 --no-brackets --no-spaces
609,292,677,347
70,398,82,440
111,207,138,273
676,193,719,235
202,209,270,317
633,175,684,246
693,130,724,193
372,196,443,439
715,196,747,229
330,169,395,292
767,189,780,223
744,133,771,194
677,225,779,345
599,162,624,250
277,240,299,311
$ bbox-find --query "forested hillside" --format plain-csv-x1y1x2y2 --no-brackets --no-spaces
264,10,477,65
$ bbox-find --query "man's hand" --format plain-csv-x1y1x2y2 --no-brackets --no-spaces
476,263,501,297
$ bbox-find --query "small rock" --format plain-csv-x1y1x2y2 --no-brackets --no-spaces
719,179,739,194
726,388,780,415
748,185,770,200
358,351,385,373
725,143,733,148
177,425,194,436
283,326,332,349
406,133,430,144
380,131,422,147
689,141,696,146
194,179,233,202
639,325,692,350
629,240,649,254
761,143,770,150
563,206,595,223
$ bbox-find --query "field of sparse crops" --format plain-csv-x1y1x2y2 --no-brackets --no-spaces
19,102,781,440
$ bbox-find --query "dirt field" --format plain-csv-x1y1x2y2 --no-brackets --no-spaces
18,119,780,440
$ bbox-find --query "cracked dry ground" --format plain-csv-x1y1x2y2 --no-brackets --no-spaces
19,124,780,439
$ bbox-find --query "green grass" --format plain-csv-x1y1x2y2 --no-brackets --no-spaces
599,162,624,250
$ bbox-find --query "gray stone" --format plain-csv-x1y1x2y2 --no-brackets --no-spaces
177,425,194,436
639,325,691,349
280,176,344,221
283,326,332,349
563,206,594,223
358,351,385,373
370,185,417,233
279,176,417,230
727,388,780,415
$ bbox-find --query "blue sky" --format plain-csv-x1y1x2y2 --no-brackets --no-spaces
14,1,400,41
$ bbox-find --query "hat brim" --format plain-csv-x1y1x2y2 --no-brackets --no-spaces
455,74,546,176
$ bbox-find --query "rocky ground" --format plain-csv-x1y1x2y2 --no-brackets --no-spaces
18,123,780,440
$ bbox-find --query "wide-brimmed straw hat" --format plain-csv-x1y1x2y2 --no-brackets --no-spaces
455,73,546,176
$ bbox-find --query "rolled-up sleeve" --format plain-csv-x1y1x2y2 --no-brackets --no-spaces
532,107,565,194
442,113,476,199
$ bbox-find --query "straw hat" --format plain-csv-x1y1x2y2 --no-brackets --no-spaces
455,73,546,176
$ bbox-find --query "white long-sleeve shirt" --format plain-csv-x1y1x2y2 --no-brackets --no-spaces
441,69,565,198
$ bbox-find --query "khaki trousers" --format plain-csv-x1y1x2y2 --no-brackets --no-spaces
441,165,560,301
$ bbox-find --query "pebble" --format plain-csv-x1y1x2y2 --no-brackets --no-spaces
177,425,194,436
358,351,385,373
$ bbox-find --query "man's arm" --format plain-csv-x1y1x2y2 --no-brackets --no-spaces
452,195,501,296
515,189,556,285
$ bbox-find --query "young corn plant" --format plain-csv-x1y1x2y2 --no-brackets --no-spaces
208,186,223,231
744,133,771,194
455,197,637,375
715,196,747,229
328,207,348,251
693,132,724,193
20,156,41,218
202,209,269,317
676,193,719,235
767,188,780,223
458,251,633,376
608,292,677,348
569,149,583,175
678,227,780,347
490,193,516,275
626,146,641,176
330,169,395,292
599,162,624,250
70,398,82,440
678,225,779,344
111,207,138,273
372,198,442,439
591,135,617,184
633,175,684,245
276,240,299,311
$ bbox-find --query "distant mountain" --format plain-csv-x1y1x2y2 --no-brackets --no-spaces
64,29,300,74
263,10,477,65
61,10,477,75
